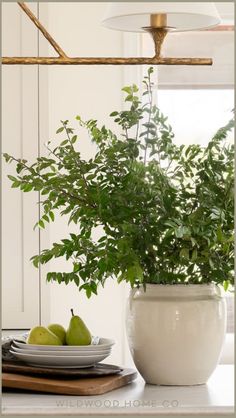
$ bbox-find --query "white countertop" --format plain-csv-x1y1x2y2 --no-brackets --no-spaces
2,365,234,415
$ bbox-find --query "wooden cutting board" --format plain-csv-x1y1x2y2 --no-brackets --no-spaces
2,361,123,378
2,368,137,395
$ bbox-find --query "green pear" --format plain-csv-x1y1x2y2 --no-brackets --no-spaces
66,309,92,346
27,326,62,345
48,324,66,345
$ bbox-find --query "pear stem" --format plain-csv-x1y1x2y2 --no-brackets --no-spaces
71,308,74,316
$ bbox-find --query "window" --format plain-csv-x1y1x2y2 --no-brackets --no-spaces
156,88,234,146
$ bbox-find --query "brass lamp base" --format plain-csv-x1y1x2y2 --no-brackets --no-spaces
143,27,169,58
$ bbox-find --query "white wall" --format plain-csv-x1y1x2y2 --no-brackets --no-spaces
2,3,41,329
40,2,131,366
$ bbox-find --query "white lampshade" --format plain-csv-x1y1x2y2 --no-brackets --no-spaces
102,2,221,32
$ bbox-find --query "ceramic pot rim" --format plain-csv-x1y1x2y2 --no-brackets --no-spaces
130,283,222,298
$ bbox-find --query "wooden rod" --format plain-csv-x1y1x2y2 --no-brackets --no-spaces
18,2,67,58
2,57,213,65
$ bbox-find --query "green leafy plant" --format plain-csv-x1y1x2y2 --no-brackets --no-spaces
4,68,234,297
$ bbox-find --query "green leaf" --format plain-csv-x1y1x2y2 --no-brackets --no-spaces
179,248,189,260
86,287,92,298
126,263,143,285
175,226,184,238
71,135,77,144
38,220,45,229
209,258,214,269
223,280,230,291
98,259,107,273
8,175,18,182
49,211,55,221
122,86,132,94
46,272,53,282
56,273,63,284
187,264,195,275
42,214,49,222
86,173,96,180
90,281,98,295
73,263,81,273
23,184,33,192
117,274,124,284
56,127,64,134
191,248,198,261
32,256,39,268
3,153,11,163
11,181,21,188
73,274,80,286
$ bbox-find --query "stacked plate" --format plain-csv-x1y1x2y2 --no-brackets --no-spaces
10,337,114,368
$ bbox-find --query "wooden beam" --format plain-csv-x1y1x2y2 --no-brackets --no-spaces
18,2,67,58
2,57,213,65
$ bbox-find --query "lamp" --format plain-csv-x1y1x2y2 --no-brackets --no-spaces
102,2,221,58
2,2,221,66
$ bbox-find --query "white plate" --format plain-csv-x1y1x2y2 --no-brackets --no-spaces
27,363,94,369
9,350,110,368
11,345,111,357
13,337,114,351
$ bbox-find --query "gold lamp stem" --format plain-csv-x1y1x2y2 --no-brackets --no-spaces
144,14,170,58
145,27,168,58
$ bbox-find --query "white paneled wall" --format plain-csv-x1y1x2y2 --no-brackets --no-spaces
42,2,131,366
2,3,41,329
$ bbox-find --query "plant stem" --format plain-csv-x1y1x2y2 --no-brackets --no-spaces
144,74,153,165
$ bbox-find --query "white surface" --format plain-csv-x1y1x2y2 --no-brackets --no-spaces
219,333,234,364
2,365,234,415
102,2,220,32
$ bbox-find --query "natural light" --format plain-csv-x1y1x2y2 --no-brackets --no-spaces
156,89,234,146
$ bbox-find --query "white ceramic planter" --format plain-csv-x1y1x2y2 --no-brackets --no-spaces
126,284,226,385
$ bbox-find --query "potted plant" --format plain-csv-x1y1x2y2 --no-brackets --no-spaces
4,68,234,385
